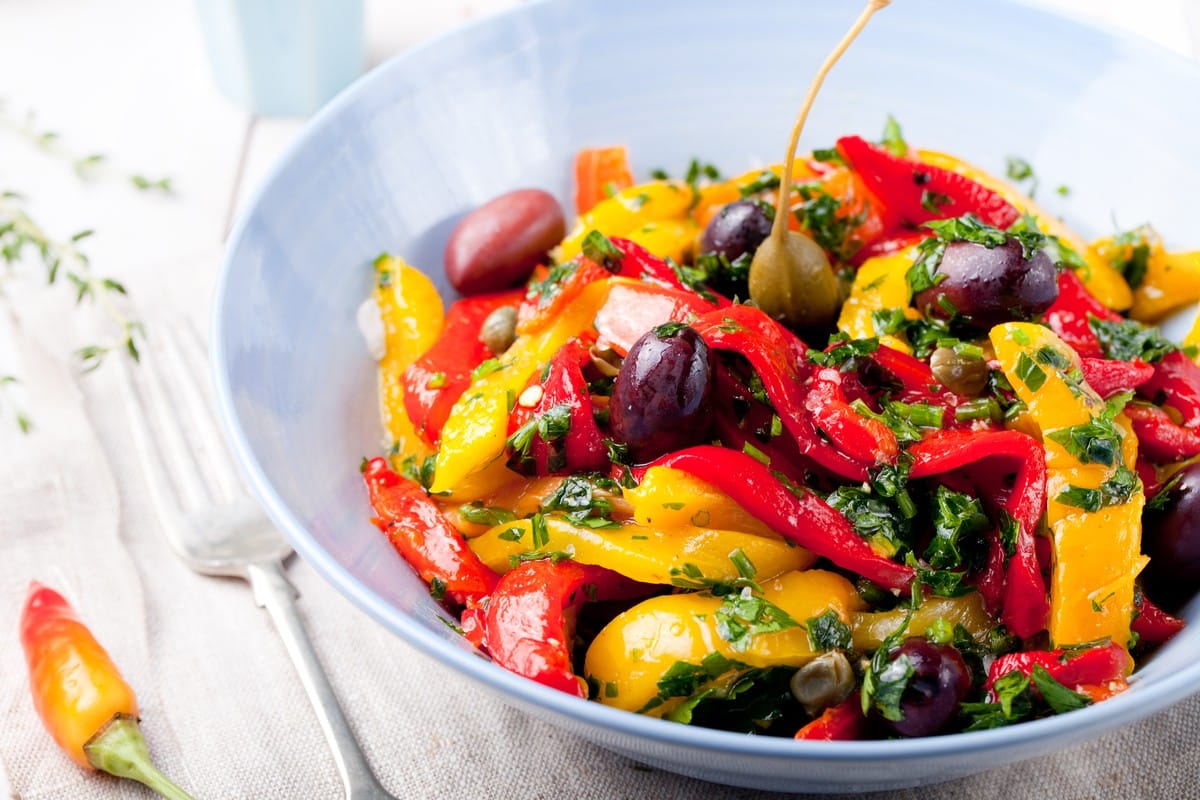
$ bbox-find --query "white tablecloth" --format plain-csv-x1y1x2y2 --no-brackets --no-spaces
2,1,1199,798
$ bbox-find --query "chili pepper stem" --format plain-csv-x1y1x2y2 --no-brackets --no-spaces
83,714,195,800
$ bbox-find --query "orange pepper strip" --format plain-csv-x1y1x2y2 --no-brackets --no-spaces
574,146,634,215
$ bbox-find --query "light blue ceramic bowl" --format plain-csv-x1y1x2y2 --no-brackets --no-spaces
212,0,1200,791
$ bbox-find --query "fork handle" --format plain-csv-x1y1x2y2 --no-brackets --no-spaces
247,561,394,800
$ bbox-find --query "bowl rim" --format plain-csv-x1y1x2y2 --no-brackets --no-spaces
211,0,1200,765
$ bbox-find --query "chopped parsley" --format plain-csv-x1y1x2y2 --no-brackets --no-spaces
808,334,879,368
539,474,621,529
581,230,624,270
737,171,782,197
826,484,913,558
881,114,908,158
1055,465,1140,512
1089,316,1176,364
794,183,867,262
805,609,852,651
457,503,517,527
925,486,990,570
1107,226,1155,290
1045,392,1131,467
714,586,802,652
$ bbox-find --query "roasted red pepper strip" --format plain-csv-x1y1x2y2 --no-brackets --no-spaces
1140,350,1200,428
403,290,524,445
793,696,867,740
363,457,499,605
478,559,644,698
691,305,870,481
850,230,929,266
1124,403,1200,463
1132,592,1186,644
574,146,633,215
1079,358,1154,399
1044,270,1122,359
594,280,720,356
653,446,915,591
612,237,731,301
985,642,1130,699
709,365,814,484
836,135,1020,231
908,430,1049,638
506,337,609,475
805,367,899,466
20,583,195,797
519,238,720,335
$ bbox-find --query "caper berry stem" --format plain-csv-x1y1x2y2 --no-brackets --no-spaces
769,0,892,241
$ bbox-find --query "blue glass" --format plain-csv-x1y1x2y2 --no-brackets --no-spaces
194,0,364,116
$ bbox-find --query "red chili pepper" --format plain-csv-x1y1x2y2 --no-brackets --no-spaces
20,583,195,798
1043,270,1122,359
1132,592,1185,644
691,305,870,481
362,457,499,606
805,367,899,466
836,136,1021,231
477,559,645,698
793,696,867,740
403,290,524,444
1079,358,1154,399
1124,403,1200,463
985,641,1130,699
653,446,915,591
908,430,1049,638
506,337,609,475
1140,350,1200,428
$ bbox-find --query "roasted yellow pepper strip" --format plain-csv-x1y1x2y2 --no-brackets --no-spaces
430,279,613,494
990,322,1145,653
584,570,862,717
1092,228,1200,322
556,181,692,262
851,594,994,651
836,247,920,353
373,255,443,465
624,219,698,265
917,149,1133,311
690,160,819,228
468,516,815,583
622,466,777,537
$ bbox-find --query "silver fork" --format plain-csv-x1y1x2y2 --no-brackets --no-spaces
113,321,398,800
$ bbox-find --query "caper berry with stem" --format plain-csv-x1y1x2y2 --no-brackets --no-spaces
748,0,890,331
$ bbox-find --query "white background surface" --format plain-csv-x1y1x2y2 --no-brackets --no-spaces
1,1,1198,798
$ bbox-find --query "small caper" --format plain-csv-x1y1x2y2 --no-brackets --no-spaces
748,231,841,330
790,650,856,716
930,345,990,396
480,306,518,355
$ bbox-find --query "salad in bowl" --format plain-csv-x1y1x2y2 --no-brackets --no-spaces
357,113,1200,740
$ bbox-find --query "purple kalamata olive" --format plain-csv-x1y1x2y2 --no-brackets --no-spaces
914,239,1058,328
700,199,773,263
609,324,714,463
878,638,971,737
444,188,565,295
1142,461,1200,609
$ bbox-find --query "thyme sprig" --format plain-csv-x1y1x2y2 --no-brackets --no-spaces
0,374,31,433
0,192,145,374
0,101,172,192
